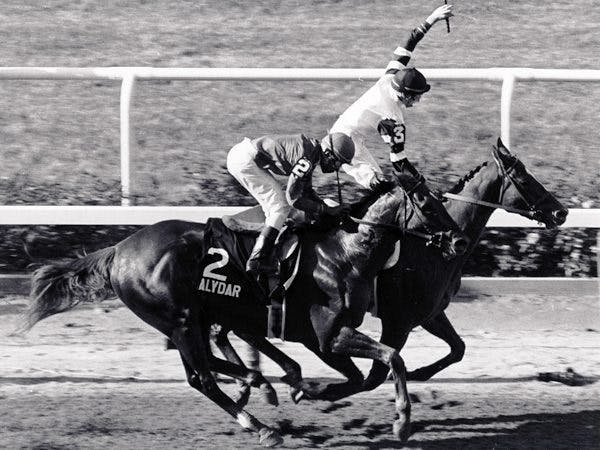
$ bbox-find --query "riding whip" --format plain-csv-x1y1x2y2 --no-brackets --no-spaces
336,170,343,206
329,132,344,206
444,0,451,33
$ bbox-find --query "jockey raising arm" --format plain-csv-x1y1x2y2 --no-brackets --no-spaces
227,132,355,277
328,4,454,190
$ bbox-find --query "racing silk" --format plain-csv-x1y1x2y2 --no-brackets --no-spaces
329,21,432,188
251,134,325,215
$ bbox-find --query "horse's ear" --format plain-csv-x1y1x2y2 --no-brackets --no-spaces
494,137,512,158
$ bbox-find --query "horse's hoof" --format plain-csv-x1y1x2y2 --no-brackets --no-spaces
289,386,305,404
258,427,284,447
392,417,411,443
260,383,279,406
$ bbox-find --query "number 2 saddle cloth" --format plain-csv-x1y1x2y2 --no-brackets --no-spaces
197,206,302,338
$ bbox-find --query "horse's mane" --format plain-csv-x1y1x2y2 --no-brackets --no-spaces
445,162,488,197
361,188,400,223
348,181,401,221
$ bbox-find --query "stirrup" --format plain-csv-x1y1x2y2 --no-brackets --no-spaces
267,302,283,339
269,283,284,304
254,266,281,302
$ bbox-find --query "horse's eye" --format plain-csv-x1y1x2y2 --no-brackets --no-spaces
422,203,437,216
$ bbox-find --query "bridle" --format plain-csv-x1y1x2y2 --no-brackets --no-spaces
329,136,455,248
442,149,550,222
346,176,454,247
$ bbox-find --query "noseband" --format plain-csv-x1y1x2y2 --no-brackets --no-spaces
443,151,549,222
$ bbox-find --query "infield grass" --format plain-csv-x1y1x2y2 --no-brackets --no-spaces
0,0,597,207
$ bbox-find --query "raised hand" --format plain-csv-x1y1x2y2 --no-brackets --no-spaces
426,4,454,25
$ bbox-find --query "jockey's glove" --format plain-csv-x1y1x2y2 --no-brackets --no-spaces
319,204,351,219
369,173,395,194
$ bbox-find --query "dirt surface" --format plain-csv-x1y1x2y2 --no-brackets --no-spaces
1,293,598,449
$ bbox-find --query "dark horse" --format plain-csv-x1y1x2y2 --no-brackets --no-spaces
370,138,568,385
22,167,468,447
212,139,568,416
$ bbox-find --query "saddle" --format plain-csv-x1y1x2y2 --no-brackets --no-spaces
222,206,303,287
221,206,304,339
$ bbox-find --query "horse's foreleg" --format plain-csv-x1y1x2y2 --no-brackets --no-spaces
329,326,411,442
170,310,282,448
364,318,410,390
363,327,409,391
407,311,465,381
294,341,364,402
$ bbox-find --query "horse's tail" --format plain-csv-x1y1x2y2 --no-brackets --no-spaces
22,246,116,331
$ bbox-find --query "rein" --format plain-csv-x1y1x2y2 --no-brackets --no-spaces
336,170,343,205
442,192,537,218
347,215,432,240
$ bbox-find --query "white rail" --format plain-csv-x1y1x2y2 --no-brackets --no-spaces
0,205,596,227
0,67,598,229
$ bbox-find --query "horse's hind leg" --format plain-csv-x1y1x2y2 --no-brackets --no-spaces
329,326,411,443
238,333,365,404
206,353,279,407
212,326,260,407
234,331,301,403
170,307,282,447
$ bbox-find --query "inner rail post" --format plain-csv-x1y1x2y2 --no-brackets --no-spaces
120,72,136,206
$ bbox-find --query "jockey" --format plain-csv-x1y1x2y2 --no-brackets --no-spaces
227,132,356,278
328,4,454,190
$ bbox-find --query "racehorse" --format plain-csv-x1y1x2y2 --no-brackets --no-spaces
211,138,568,414
21,165,468,447
361,138,568,390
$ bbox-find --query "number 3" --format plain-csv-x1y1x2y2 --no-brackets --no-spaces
202,248,229,281
393,124,405,144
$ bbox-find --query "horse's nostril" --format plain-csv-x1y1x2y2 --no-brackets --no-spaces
453,237,469,254
554,209,568,222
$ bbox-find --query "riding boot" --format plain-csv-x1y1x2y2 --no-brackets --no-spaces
246,225,279,277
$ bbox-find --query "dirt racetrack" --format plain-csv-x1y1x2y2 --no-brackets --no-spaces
1,292,599,449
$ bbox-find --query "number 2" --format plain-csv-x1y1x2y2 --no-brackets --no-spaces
291,157,312,177
202,248,228,281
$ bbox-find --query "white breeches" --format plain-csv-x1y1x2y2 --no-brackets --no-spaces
226,138,291,231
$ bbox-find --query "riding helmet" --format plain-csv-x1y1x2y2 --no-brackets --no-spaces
391,67,430,95
322,132,355,164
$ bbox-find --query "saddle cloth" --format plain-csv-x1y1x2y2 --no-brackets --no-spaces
200,214,301,340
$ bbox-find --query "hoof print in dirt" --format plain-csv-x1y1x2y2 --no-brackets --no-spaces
431,400,463,410
342,417,367,430
537,368,597,386
321,400,352,413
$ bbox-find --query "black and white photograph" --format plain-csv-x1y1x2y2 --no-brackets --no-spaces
0,1,598,448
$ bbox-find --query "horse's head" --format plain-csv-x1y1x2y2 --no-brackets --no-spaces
491,138,568,228
391,167,469,260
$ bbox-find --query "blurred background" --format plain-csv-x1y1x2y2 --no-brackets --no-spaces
0,0,598,276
